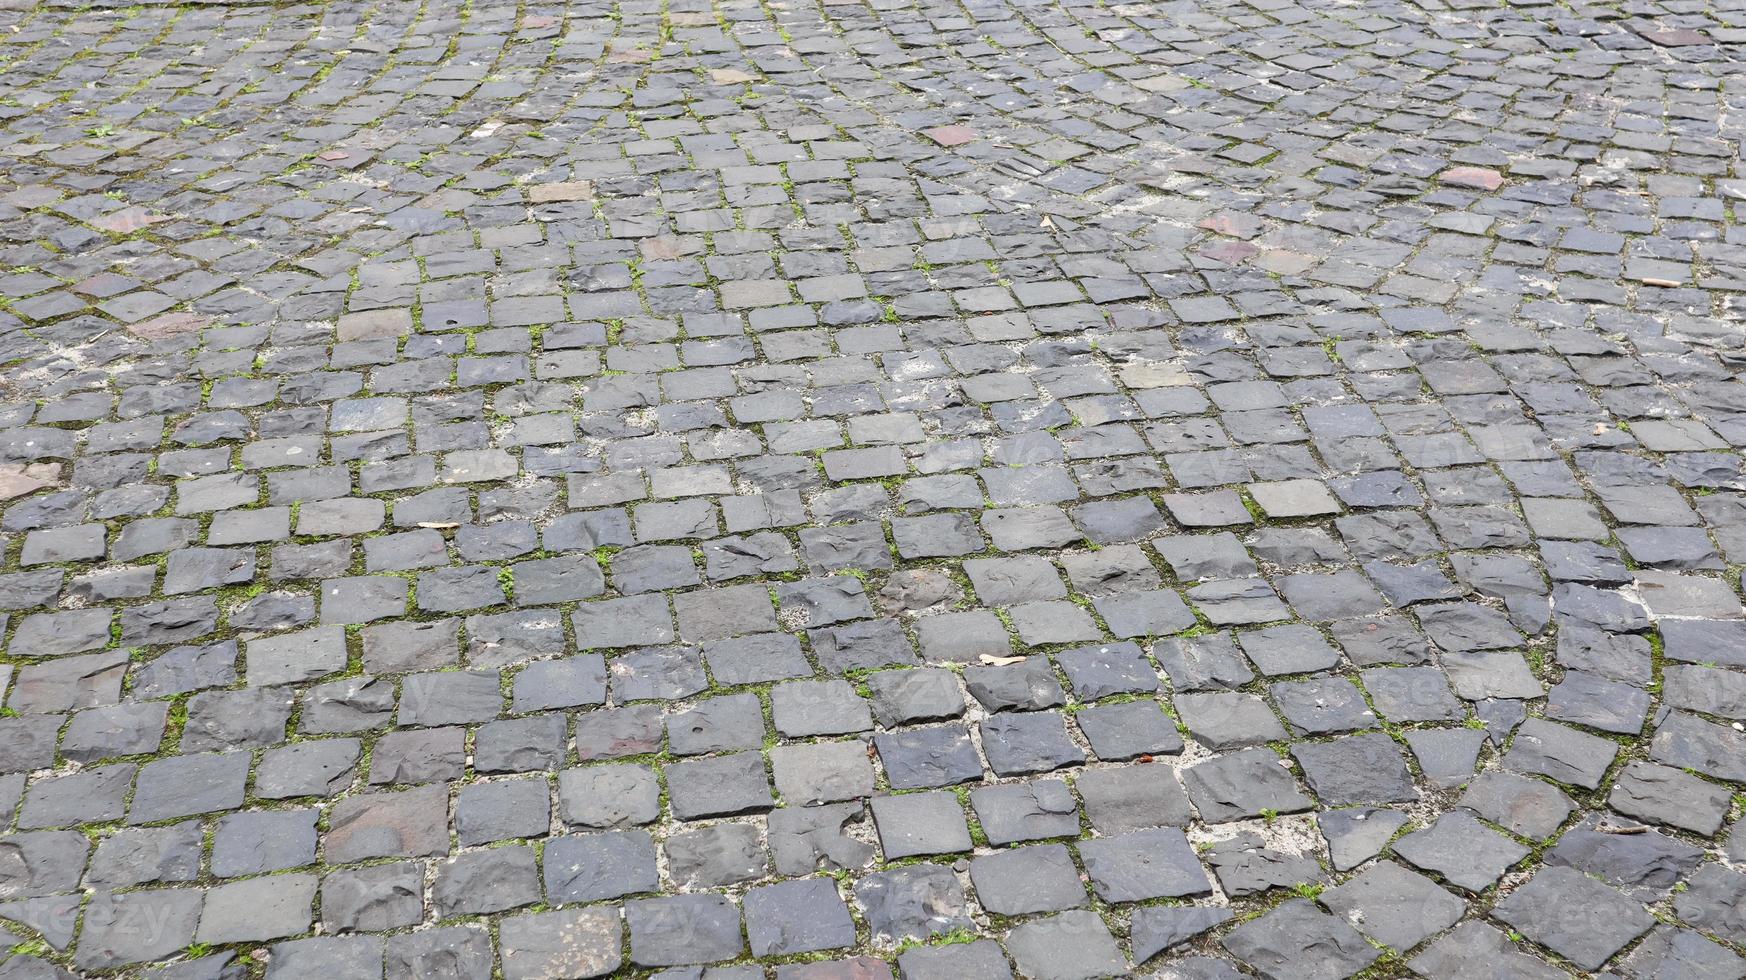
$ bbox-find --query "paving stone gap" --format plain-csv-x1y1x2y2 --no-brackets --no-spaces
0,0,1742,976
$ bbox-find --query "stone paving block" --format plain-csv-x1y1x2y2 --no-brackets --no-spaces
1492,866,1653,970
614,894,738,969
500,907,623,979
197,874,317,943
1222,899,1379,979
870,792,972,859
1080,827,1211,901
1392,811,1529,892
853,863,972,945
1006,911,1127,980
75,889,203,971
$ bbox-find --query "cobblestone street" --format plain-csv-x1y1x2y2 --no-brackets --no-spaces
1,0,1745,976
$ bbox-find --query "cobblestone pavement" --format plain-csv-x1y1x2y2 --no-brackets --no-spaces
0,0,1744,977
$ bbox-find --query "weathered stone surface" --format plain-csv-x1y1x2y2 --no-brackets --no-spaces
1503,718,1619,790
0,5,1734,974
1182,748,1313,823
1457,771,1575,841
1411,921,1570,980
1392,812,1529,892
969,844,1085,915
500,908,623,979
1205,832,1323,898
1078,828,1211,901
626,895,744,967
1005,911,1127,980
1492,866,1653,970
1222,900,1379,980
1547,815,1703,902
1131,906,1233,965
854,864,973,943
75,889,202,970
1317,861,1462,952
744,877,856,957
1319,807,1408,872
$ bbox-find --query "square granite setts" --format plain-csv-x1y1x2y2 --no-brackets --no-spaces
0,5,1736,976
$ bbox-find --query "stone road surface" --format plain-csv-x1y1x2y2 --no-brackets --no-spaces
0,0,1744,977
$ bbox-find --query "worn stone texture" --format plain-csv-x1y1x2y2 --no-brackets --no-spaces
0,0,1741,974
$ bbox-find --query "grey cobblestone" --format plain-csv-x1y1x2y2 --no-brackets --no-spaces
0,0,1741,975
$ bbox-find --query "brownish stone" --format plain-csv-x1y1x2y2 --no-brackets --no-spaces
128,312,209,341
1440,167,1504,191
923,125,977,147
527,182,594,204
0,463,61,501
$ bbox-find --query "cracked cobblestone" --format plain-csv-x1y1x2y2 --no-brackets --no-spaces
0,0,1744,976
